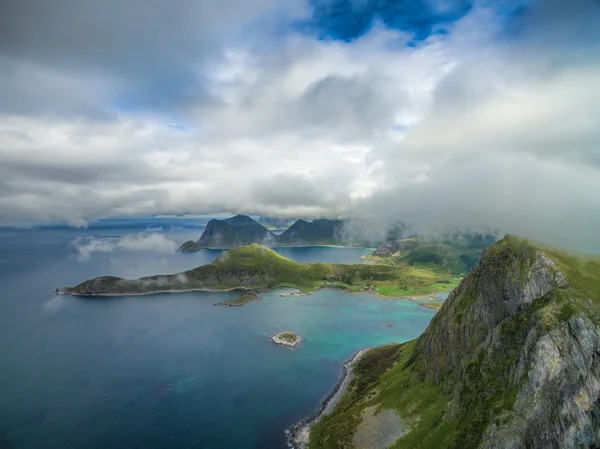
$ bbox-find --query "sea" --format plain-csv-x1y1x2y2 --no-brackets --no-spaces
0,217,442,449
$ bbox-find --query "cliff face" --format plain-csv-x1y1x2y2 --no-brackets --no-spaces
196,215,277,248
308,236,600,449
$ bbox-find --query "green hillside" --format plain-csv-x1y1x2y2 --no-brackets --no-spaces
307,236,600,449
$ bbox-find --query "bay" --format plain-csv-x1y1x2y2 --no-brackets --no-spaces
0,219,439,449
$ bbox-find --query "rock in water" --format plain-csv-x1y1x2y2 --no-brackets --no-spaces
270,332,302,348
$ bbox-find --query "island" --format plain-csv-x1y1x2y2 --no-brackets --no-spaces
176,240,202,252
270,331,302,348
214,291,259,307
59,244,461,298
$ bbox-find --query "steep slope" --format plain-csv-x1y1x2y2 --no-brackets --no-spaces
195,215,277,248
277,219,346,245
307,236,600,449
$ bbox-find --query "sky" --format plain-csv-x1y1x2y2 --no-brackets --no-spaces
1,0,599,248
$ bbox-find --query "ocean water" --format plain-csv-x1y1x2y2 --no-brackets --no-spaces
0,219,440,449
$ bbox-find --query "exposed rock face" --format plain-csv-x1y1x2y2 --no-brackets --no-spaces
416,240,569,382
306,236,600,449
416,238,600,448
481,313,600,449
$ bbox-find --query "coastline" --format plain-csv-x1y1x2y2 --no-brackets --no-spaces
56,286,244,297
286,345,380,449
190,244,377,250
58,284,451,302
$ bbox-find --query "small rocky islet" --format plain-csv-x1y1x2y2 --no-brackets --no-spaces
270,331,302,348
214,291,259,307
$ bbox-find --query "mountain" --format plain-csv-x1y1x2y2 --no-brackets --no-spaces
194,215,277,248
307,236,600,448
61,244,458,297
179,216,354,250
257,216,301,230
277,219,346,246
371,233,498,275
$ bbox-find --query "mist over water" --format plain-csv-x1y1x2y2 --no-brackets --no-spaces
0,218,438,449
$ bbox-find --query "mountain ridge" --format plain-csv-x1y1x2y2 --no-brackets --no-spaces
306,235,600,448
180,215,351,250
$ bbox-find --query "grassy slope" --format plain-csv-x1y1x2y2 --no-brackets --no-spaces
308,236,600,449
66,244,458,297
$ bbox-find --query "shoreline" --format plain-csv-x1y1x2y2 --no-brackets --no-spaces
188,245,377,250
57,284,451,302
286,345,380,448
56,286,244,297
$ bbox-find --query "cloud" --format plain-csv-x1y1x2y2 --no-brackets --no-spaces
0,0,599,250
71,233,179,261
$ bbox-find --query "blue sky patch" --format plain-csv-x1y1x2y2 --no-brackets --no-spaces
296,0,473,41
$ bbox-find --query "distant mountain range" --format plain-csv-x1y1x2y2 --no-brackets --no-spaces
178,215,349,251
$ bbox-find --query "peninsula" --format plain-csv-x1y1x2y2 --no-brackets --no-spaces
60,244,459,298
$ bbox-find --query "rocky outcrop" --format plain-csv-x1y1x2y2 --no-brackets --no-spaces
306,236,600,449
480,313,600,449
416,240,569,380
270,332,302,348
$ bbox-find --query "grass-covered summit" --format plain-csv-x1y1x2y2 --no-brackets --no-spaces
63,244,458,297
306,236,600,449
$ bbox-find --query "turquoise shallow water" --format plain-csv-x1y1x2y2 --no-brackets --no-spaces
0,219,441,449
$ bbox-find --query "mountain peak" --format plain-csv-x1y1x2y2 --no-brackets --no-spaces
225,214,257,226
309,236,600,448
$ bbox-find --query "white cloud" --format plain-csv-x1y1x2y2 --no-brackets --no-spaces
71,233,179,261
0,0,599,249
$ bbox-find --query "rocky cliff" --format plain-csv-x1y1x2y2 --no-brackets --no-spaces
307,236,600,449
195,215,277,248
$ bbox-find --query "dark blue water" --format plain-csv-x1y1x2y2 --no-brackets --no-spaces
0,218,438,449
